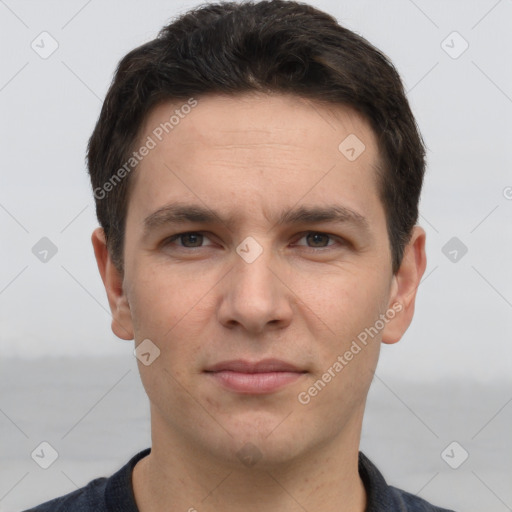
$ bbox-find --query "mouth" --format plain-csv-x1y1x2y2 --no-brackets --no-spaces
204,359,307,394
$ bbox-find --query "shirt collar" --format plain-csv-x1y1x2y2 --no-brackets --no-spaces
106,448,400,511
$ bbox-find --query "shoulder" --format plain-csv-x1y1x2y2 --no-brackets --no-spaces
358,451,457,512
389,485,457,512
22,447,151,512
22,477,108,512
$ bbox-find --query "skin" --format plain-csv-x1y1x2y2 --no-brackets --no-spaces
92,92,426,512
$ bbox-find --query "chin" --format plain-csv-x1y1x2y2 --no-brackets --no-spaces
215,414,314,467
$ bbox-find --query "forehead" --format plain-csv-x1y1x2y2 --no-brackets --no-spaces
139,92,377,152
128,93,384,230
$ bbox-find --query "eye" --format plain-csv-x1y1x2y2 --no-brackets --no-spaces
293,232,341,249
162,231,214,248
161,230,345,251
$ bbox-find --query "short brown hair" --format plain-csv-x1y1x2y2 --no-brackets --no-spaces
87,0,426,275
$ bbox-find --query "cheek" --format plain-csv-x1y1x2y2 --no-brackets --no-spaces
289,264,388,345
294,271,384,424
128,267,211,411
127,263,219,375
128,261,207,334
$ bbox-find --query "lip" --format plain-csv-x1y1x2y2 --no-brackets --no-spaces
205,358,303,373
204,359,307,394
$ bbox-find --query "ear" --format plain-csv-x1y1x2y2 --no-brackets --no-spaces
91,227,134,340
381,225,427,345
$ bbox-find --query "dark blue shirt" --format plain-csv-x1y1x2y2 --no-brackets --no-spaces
23,448,456,511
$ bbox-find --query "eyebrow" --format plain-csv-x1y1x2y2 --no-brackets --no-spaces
143,202,371,237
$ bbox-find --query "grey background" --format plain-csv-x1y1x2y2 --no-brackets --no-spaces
1,0,511,511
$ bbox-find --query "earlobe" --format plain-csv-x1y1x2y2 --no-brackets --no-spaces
91,227,134,340
381,226,427,345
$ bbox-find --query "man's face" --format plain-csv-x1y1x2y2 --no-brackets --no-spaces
105,93,410,464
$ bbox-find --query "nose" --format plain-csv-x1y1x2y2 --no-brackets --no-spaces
216,244,293,334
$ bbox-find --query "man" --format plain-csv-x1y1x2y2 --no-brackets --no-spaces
25,1,457,510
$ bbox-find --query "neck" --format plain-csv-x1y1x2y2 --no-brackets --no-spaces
133,407,367,512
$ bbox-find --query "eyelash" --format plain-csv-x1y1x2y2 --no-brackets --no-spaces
161,231,345,251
